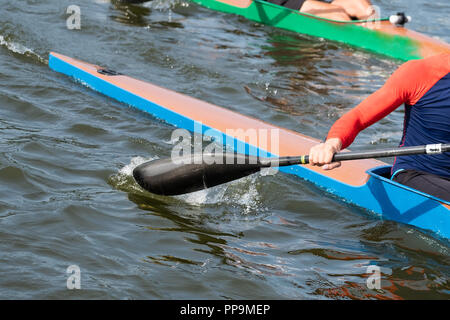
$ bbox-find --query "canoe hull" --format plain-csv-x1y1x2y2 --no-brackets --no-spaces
48,52,450,239
189,0,450,60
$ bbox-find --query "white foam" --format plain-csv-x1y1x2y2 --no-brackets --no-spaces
144,0,177,10
176,174,263,214
176,184,227,205
118,156,158,177
0,35,46,64
110,156,159,192
118,156,264,215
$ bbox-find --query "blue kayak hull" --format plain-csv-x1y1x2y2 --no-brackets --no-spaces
48,52,450,239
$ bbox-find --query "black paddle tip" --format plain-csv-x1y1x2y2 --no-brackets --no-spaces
132,158,210,196
132,160,176,196
132,161,156,194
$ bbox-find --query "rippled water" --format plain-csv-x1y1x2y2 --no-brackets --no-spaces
0,0,449,299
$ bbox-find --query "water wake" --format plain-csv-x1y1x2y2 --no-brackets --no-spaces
0,34,47,64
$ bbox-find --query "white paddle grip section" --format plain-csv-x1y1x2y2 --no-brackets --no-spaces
425,144,442,154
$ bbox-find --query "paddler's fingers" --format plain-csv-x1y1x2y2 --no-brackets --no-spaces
308,138,342,168
323,161,341,170
308,143,333,165
308,143,322,165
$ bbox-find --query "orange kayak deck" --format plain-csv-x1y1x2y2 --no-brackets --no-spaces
49,52,384,187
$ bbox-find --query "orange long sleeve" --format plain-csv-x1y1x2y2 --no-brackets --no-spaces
326,54,450,149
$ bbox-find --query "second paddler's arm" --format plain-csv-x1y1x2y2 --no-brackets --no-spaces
308,62,416,170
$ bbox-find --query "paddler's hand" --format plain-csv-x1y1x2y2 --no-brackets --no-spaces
308,138,342,170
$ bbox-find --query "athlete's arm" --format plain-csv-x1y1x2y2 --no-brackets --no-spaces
308,61,417,169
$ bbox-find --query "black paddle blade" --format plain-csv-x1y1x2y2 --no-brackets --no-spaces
133,153,263,196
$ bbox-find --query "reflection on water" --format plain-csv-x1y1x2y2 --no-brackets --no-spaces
110,0,152,26
109,0,186,28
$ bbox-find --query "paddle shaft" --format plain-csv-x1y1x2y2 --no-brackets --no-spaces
268,143,450,167
133,143,449,196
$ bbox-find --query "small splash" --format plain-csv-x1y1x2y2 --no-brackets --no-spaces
119,156,158,176
260,167,278,177
0,35,47,64
112,156,266,217
176,174,264,215
109,156,158,192
144,0,180,10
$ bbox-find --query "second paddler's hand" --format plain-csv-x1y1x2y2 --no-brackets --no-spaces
308,138,342,170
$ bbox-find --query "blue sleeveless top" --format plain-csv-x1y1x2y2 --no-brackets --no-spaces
392,73,450,179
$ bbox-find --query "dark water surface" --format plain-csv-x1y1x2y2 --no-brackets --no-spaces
0,0,449,299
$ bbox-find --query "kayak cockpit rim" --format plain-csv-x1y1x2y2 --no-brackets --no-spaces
367,165,450,205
